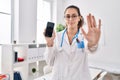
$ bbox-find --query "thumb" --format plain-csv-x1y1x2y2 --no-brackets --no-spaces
52,30,56,39
81,28,87,39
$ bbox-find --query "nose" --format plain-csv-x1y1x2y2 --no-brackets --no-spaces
69,17,73,21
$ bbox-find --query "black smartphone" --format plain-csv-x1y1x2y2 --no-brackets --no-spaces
45,22,55,37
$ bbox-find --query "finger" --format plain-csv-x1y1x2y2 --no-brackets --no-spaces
89,14,94,28
87,14,92,30
89,27,95,33
52,30,56,38
52,30,55,36
92,15,97,28
43,29,46,36
98,19,101,30
81,28,87,39
43,32,45,36
92,27,97,33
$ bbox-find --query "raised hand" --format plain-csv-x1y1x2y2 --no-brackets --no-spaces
44,30,56,47
81,13,101,47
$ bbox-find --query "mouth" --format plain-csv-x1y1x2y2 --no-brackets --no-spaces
69,22,74,25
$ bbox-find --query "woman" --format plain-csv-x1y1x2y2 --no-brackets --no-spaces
44,5,101,80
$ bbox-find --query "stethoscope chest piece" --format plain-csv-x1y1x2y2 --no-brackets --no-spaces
77,40,85,48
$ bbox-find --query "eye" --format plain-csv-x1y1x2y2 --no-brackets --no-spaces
64,15,70,18
72,15,78,18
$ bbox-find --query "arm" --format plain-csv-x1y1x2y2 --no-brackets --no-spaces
44,30,56,66
44,46,57,66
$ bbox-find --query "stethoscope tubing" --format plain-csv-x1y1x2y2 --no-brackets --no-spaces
60,28,84,49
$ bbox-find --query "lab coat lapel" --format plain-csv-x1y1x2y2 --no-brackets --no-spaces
64,32,70,46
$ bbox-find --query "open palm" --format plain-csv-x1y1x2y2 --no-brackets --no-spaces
82,14,101,47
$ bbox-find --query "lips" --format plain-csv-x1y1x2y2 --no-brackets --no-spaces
68,22,74,25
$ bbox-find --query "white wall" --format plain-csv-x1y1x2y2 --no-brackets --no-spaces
62,0,120,69
19,0,37,43
52,0,64,25
0,0,11,44
13,0,37,43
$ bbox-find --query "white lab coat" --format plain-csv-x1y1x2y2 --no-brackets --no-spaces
44,29,92,80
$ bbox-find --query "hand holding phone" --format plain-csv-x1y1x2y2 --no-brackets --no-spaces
45,22,55,37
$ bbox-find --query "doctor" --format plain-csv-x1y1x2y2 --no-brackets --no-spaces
44,5,101,80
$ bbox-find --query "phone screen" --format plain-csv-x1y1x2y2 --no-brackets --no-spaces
45,22,55,37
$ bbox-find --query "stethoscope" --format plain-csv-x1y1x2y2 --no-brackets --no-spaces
60,28,85,49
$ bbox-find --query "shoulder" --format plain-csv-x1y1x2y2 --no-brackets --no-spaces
54,29,65,47
56,29,65,37
55,29,65,43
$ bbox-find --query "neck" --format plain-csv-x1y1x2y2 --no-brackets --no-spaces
66,28,78,45
67,28,78,36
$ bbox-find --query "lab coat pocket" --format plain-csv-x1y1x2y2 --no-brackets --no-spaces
76,48,85,54
75,48,85,61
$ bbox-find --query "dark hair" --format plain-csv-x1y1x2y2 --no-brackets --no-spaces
64,5,84,29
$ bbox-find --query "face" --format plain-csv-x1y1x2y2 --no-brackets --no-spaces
64,8,81,29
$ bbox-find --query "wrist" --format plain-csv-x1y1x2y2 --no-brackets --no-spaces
46,42,53,47
88,43,98,52
88,43,96,48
